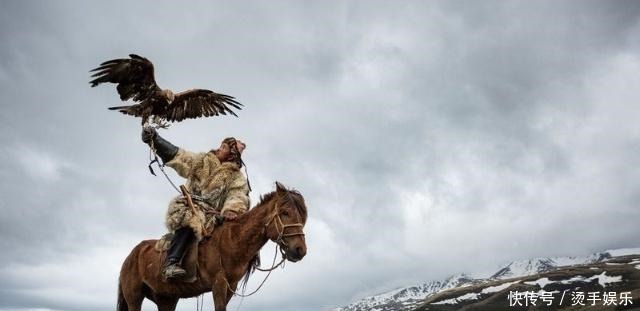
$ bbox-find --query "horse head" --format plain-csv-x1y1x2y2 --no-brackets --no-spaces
264,181,308,262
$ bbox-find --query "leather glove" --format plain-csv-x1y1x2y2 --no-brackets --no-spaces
142,127,157,145
142,127,178,163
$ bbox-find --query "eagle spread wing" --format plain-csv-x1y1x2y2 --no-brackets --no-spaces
89,54,160,102
165,89,243,122
90,54,243,126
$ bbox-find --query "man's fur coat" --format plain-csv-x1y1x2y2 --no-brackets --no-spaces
164,148,250,239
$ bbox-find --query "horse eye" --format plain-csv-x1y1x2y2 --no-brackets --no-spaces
282,210,289,217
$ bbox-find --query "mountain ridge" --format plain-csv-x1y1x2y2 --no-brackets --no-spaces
331,248,640,311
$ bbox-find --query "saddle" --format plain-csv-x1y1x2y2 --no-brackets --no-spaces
154,213,224,283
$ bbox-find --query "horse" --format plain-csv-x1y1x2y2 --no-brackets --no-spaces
117,182,308,311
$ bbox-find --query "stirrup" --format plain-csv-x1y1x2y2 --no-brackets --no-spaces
163,264,187,279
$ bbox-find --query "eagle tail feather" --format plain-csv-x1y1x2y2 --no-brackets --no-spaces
108,105,131,110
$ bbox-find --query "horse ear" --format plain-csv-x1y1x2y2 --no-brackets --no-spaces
275,181,286,194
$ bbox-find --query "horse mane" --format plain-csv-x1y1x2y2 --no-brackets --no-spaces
257,189,307,220
240,254,260,292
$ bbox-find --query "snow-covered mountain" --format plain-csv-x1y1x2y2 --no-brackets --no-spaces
489,251,612,280
332,248,640,311
418,253,640,310
333,274,476,311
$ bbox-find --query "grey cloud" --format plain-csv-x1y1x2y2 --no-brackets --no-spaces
1,1,639,311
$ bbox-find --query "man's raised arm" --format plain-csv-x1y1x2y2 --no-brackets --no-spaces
142,127,203,178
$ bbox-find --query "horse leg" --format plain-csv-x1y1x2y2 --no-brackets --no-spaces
119,242,149,311
212,273,230,311
119,273,146,311
118,274,144,311
156,297,179,311
121,286,144,311
224,281,238,306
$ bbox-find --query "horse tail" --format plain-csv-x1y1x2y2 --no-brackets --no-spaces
116,279,127,311
240,253,261,291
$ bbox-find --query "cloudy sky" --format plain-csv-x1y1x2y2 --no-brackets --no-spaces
1,1,639,310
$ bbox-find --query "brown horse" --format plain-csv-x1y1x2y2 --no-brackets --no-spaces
117,182,308,311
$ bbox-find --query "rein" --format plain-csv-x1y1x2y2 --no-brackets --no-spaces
221,242,285,298
147,135,181,194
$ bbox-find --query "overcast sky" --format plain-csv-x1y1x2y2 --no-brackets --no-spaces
1,1,639,311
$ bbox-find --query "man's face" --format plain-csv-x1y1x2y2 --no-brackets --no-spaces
217,139,245,162
235,140,246,154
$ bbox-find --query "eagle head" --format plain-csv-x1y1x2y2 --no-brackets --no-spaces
162,89,175,104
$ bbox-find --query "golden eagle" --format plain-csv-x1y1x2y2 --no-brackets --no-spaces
89,54,242,127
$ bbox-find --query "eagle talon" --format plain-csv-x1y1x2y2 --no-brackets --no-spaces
152,117,171,129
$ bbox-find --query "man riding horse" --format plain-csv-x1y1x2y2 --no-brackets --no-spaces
142,127,250,280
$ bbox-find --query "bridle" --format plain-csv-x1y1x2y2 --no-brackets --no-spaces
221,194,306,297
264,199,305,252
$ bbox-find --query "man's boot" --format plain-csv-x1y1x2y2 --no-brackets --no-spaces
163,227,194,279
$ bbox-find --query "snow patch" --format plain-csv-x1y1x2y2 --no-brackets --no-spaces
432,292,479,305
561,276,589,284
481,281,520,294
525,278,553,289
591,272,623,287
524,272,622,289
559,272,622,287
432,281,518,306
